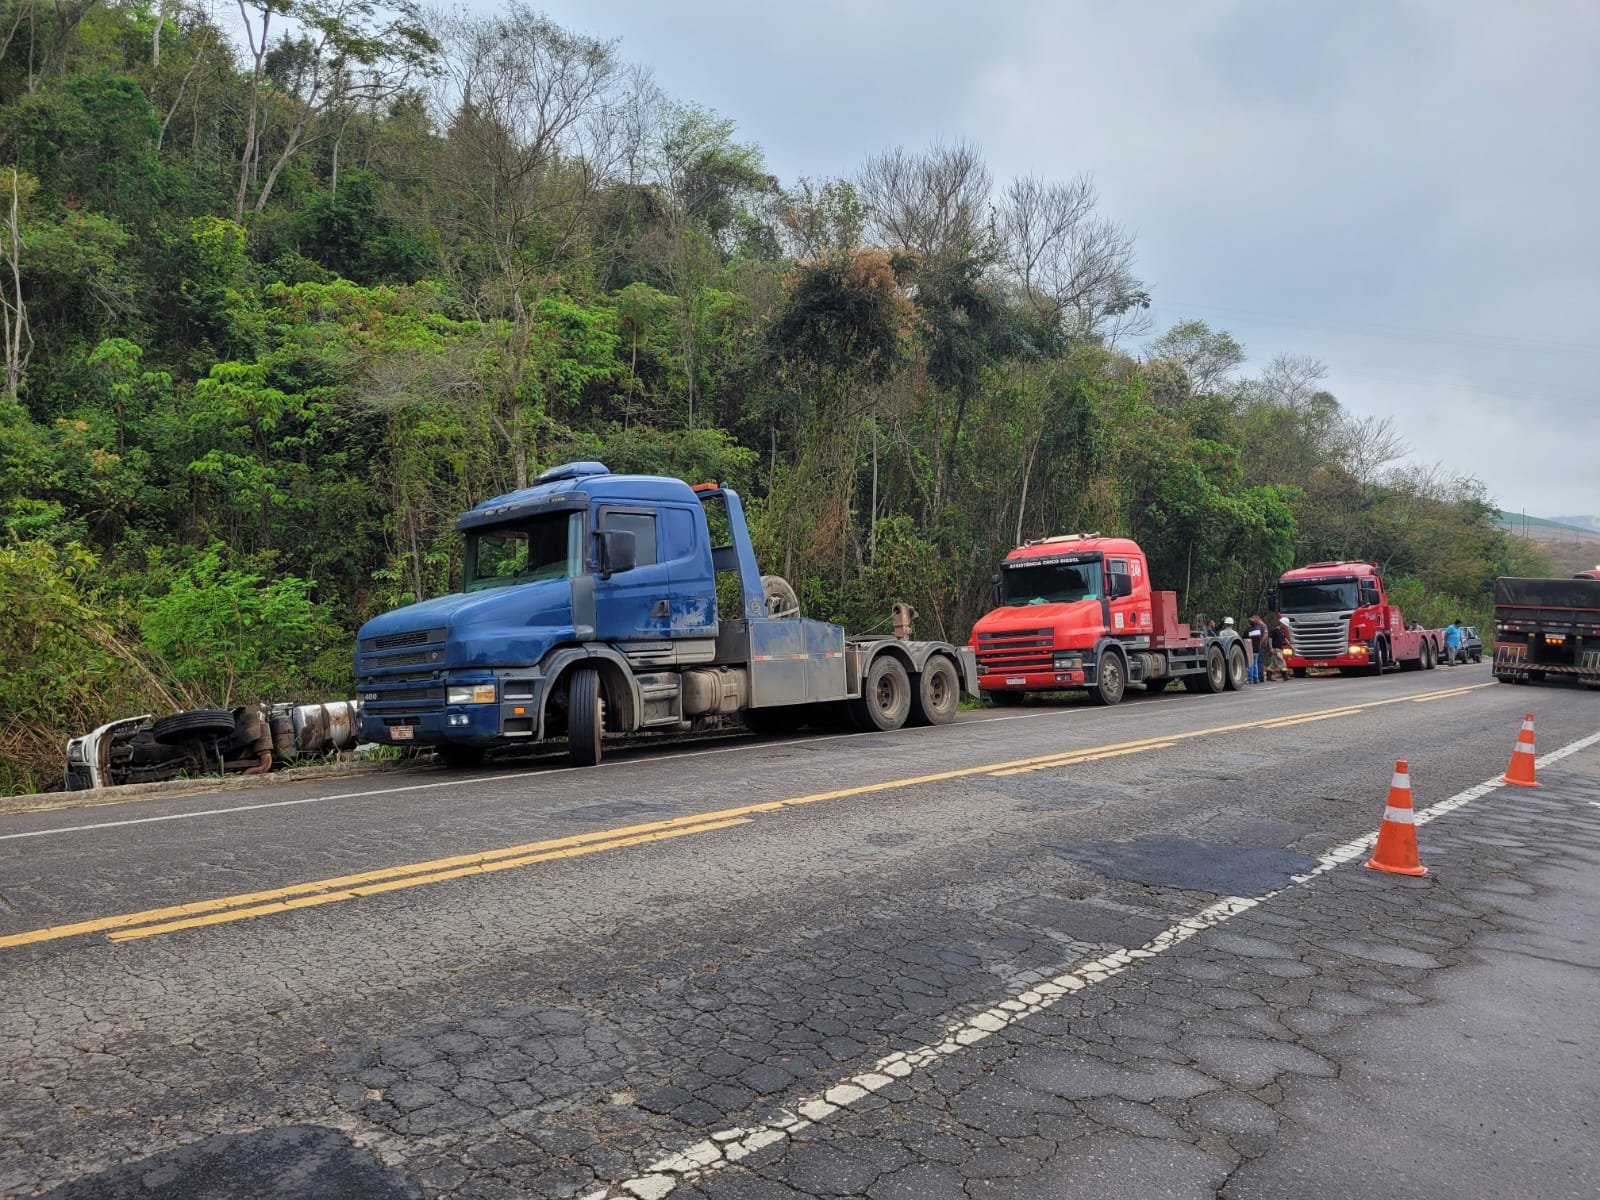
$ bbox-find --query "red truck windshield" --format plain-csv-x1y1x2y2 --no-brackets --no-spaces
1278,579,1361,613
1000,560,1104,606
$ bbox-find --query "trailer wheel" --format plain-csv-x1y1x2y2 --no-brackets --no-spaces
1185,646,1227,694
1224,645,1247,690
1421,642,1435,670
1089,652,1127,706
909,657,960,725
983,690,1024,707
567,668,603,767
850,655,912,731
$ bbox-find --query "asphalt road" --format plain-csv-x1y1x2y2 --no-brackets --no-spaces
2,663,1597,1199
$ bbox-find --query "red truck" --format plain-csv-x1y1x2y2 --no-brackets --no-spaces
970,534,1248,706
1275,561,1443,675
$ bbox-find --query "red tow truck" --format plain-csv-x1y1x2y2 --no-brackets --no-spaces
1276,561,1443,675
969,534,1248,706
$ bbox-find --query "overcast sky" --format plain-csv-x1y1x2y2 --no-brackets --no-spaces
522,0,1598,518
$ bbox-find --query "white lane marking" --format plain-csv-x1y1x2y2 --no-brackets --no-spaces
0,678,1485,842
578,727,1600,1200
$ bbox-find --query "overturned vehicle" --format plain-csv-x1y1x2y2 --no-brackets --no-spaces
64,701,364,791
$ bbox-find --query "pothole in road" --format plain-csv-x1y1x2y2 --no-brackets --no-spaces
37,1126,419,1200
1050,836,1321,896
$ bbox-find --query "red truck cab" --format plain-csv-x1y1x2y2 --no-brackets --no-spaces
1277,561,1441,674
970,534,1244,705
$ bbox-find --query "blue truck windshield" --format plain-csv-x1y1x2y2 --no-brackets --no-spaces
1278,579,1361,613
1001,561,1104,606
466,511,584,591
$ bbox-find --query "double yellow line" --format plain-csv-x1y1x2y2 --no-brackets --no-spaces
0,681,1490,951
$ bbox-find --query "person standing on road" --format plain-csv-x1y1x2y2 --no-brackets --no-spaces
1443,619,1462,666
1247,615,1267,683
1268,613,1289,681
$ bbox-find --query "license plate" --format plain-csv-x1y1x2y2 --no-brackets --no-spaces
390,725,414,741
1006,677,1027,686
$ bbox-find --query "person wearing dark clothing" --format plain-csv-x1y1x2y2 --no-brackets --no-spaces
1267,613,1288,681
1247,615,1267,683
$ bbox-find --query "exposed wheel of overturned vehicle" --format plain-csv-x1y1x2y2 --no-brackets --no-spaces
151,708,238,744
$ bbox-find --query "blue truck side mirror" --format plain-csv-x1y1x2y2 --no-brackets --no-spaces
598,529,637,578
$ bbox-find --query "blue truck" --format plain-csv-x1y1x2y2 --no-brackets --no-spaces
355,462,980,766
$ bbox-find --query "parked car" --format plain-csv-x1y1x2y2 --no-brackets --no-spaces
1457,625,1483,663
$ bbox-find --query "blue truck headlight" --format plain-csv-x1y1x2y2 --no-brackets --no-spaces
447,683,497,705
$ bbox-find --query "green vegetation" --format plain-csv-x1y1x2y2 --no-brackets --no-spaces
0,2,1548,790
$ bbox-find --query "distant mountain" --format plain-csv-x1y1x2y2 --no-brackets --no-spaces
1496,511,1599,534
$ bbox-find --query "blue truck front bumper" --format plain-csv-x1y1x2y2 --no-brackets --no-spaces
356,668,545,747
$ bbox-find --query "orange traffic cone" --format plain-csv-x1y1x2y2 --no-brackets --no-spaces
1366,760,1428,876
1501,713,1540,788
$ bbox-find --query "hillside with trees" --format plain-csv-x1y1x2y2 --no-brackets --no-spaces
0,1,1548,791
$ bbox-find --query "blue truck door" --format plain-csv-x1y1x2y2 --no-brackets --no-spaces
594,506,673,641
661,505,718,637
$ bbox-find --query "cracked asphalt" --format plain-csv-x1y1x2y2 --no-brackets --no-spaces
1,663,1596,1199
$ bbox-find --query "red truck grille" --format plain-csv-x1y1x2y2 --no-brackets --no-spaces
976,628,1054,673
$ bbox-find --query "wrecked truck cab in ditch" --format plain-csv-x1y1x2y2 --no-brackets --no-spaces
63,701,368,791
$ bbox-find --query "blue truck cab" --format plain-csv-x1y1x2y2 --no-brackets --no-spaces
355,462,978,766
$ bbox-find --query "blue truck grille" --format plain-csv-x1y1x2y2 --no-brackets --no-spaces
357,627,447,677
363,627,445,651
371,685,446,703
366,649,442,668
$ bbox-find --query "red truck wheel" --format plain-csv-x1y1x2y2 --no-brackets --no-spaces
1090,653,1127,706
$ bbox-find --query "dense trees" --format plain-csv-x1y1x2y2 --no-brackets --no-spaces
0,2,1540,790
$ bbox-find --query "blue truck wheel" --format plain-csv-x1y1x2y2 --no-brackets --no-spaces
567,668,603,767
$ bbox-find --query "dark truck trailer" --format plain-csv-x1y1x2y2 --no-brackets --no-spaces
1492,575,1600,686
